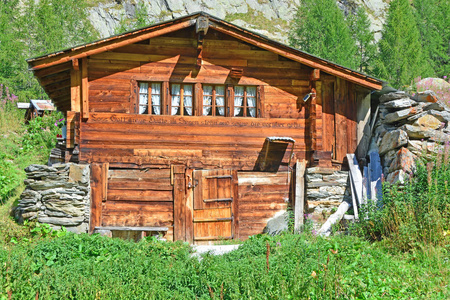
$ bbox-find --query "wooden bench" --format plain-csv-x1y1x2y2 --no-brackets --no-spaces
94,226,169,241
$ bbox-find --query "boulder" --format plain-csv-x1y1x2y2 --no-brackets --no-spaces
412,114,442,130
379,91,409,103
381,149,397,168
412,90,438,103
388,147,416,173
378,129,408,155
384,106,423,123
381,98,417,109
263,211,289,235
69,164,90,184
401,124,430,139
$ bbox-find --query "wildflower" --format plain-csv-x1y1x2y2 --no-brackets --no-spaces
276,242,281,247
54,122,57,126
444,76,447,79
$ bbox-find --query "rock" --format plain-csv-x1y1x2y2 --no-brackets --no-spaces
388,147,416,174
428,110,450,123
381,149,397,169
412,90,439,103
379,91,409,103
306,173,322,182
412,114,442,130
423,102,446,111
378,129,408,155
380,98,417,109
384,106,423,123
25,164,58,173
386,170,409,185
401,124,430,139
428,131,450,143
69,164,90,184
406,111,429,122
263,211,288,235
38,216,84,226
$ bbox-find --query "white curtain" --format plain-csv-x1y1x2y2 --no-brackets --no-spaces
151,83,161,115
234,86,244,116
247,86,257,117
171,84,180,115
139,83,149,114
184,85,193,116
216,85,225,116
203,85,212,116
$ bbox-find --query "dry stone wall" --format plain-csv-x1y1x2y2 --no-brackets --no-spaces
16,164,90,233
371,89,450,184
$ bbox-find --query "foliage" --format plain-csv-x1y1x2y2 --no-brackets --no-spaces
374,0,429,89
21,112,64,157
352,150,450,252
0,232,448,299
0,0,97,102
114,2,153,34
347,7,377,73
413,0,450,78
289,0,357,70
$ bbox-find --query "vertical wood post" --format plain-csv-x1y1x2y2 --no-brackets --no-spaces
90,163,106,233
294,159,306,232
81,58,89,119
173,165,186,241
232,170,239,240
185,168,194,244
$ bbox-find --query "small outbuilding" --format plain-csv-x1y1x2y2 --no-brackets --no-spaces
26,12,382,243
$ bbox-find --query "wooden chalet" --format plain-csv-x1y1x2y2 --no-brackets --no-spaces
27,12,382,243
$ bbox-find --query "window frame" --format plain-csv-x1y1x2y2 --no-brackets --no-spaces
137,81,163,115
201,84,227,117
169,83,195,116
233,85,258,118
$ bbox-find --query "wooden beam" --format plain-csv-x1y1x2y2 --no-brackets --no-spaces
232,169,239,239
209,23,382,90
294,159,306,231
29,19,195,71
311,69,320,81
66,111,76,148
81,58,89,119
173,165,186,241
70,67,81,112
90,163,105,233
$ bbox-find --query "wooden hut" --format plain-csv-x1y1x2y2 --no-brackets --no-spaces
27,12,382,243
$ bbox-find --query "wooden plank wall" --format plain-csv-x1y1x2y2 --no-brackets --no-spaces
82,27,312,168
101,168,174,240
237,171,290,239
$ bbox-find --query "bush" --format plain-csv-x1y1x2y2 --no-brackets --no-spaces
353,152,450,251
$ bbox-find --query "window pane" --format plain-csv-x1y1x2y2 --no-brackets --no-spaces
247,107,256,117
184,84,193,96
184,96,193,116
234,86,244,96
203,85,213,95
246,86,256,97
138,83,149,115
151,83,161,115
216,85,225,96
171,84,181,115
216,95,225,116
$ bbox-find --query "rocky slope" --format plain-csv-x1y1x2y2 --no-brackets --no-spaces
87,0,390,44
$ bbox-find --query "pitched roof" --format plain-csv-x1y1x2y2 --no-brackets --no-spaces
28,12,382,111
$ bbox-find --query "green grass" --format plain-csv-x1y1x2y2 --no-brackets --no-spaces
0,232,448,299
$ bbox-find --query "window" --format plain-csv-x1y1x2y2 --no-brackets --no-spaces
170,84,194,116
138,82,162,115
136,82,260,118
234,86,257,117
202,85,225,116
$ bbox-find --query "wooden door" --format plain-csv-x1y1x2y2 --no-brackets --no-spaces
193,169,233,243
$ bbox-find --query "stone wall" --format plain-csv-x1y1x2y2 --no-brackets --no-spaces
16,163,90,233
372,90,450,184
305,167,351,226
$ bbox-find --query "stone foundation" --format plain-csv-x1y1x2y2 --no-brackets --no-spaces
305,167,351,227
15,163,90,233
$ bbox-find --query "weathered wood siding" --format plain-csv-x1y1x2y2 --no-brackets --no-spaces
237,171,290,239
102,168,174,240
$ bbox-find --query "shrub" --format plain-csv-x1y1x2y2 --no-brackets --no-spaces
353,152,450,251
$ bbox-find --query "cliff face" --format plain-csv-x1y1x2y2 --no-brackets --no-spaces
87,0,390,43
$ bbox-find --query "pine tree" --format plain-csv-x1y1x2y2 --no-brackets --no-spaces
413,0,450,78
289,0,357,70
347,7,377,73
375,0,429,88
